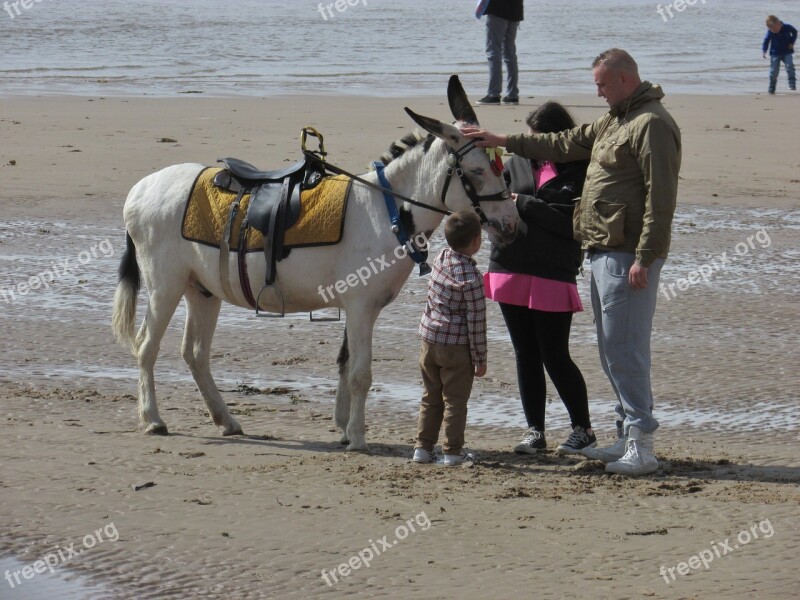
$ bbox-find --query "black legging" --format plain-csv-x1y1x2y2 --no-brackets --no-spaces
499,302,590,431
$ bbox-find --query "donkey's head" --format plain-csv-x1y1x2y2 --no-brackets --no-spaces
403,75,518,245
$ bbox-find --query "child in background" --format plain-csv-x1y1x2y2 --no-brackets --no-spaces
413,210,487,466
763,15,797,94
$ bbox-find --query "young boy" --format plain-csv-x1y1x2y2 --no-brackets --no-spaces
413,210,487,467
763,15,797,94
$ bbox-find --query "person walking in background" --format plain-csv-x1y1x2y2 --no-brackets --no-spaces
484,102,596,456
477,0,524,106
413,210,487,467
763,15,797,94
462,49,681,476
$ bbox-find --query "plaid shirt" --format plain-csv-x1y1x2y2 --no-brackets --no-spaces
419,248,487,368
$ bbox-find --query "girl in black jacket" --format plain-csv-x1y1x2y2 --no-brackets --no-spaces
484,102,595,455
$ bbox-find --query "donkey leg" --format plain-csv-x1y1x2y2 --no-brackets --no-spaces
343,311,378,452
182,287,243,436
135,287,184,435
334,330,351,444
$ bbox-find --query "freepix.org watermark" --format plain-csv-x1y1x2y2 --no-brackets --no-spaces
321,511,432,586
659,227,771,301
0,238,115,304
317,0,367,21
656,0,706,23
3,0,52,20
659,518,774,584
317,232,429,303
4,521,120,590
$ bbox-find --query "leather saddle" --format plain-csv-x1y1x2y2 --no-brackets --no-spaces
214,157,325,236
211,155,325,308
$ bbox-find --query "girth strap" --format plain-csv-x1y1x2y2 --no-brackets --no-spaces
220,189,244,305
237,220,257,309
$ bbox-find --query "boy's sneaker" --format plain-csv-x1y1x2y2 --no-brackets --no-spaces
476,95,501,105
412,448,433,464
556,426,597,455
441,451,471,466
513,427,546,454
501,96,519,105
605,428,657,476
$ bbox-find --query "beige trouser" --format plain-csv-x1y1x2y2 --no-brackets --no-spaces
416,341,475,455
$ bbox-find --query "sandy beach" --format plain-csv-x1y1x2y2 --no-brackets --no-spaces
1,92,798,600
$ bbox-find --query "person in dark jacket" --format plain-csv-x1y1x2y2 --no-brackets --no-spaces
477,0,524,105
762,15,797,94
484,101,596,455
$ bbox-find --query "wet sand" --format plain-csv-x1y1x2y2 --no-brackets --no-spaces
0,93,798,599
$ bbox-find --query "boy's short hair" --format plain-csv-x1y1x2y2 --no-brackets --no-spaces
766,15,779,26
444,209,482,252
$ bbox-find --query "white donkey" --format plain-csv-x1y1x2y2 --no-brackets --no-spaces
112,76,518,451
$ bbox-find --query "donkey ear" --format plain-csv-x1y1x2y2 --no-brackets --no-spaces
447,75,479,125
404,108,462,144
405,107,464,144
404,107,443,135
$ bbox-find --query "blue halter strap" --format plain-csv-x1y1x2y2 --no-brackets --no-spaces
372,161,430,276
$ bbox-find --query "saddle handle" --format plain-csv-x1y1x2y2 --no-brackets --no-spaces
301,127,326,157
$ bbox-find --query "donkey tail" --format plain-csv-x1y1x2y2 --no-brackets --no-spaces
112,232,141,354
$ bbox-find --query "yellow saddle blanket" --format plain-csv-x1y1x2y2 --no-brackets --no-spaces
181,167,351,251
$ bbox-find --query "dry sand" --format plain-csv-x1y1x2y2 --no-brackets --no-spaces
0,92,798,599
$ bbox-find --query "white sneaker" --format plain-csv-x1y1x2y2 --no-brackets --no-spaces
441,451,472,466
412,448,433,464
605,427,657,476
582,436,627,462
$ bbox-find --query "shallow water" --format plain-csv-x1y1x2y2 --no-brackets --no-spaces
2,0,797,97
0,556,110,600
1,205,798,435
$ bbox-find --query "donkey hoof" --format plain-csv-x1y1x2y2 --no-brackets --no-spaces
145,424,169,436
222,425,244,436
339,434,349,445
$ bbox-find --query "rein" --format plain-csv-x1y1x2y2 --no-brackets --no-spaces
303,140,509,224
303,154,451,217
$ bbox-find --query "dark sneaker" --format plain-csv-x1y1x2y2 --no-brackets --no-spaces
476,95,501,105
556,426,597,455
514,427,546,454
501,96,519,105
768,89,776,95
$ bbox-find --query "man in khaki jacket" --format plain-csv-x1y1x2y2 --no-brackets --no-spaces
464,48,681,476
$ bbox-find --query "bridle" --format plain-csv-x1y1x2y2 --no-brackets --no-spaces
439,139,511,224
305,138,509,224
301,134,511,276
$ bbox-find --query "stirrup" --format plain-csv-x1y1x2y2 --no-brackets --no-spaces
255,284,285,318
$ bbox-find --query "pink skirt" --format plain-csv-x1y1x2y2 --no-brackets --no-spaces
484,272,583,313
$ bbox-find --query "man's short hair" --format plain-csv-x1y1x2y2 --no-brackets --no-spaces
766,15,779,26
592,48,639,76
444,209,482,252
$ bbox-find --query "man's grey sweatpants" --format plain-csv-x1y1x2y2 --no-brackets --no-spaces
590,251,665,435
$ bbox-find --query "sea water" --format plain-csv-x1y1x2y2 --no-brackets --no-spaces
1,0,797,97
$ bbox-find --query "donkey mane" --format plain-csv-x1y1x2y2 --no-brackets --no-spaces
377,130,436,166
